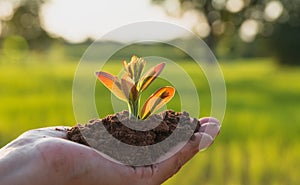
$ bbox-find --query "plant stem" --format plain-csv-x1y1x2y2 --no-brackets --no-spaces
128,95,140,119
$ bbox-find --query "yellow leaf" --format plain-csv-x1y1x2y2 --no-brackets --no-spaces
131,55,138,62
140,86,175,119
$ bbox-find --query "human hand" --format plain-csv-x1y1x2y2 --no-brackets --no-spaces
0,117,220,185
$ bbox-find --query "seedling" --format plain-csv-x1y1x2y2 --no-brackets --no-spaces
96,55,175,119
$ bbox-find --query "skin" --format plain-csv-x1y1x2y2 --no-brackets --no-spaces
0,117,220,185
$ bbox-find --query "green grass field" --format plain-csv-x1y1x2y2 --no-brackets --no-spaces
1,54,300,185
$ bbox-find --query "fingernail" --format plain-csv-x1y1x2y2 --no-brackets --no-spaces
199,122,220,139
196,133,214,151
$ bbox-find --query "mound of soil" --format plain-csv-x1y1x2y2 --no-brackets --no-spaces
67,110,200,146
66,110,200,165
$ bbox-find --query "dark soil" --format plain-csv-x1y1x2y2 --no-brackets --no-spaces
66,110,200,165
67,110,200,147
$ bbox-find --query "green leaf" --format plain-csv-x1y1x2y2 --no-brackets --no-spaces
140,86,175,119
95,71,126,101
138,62,165,92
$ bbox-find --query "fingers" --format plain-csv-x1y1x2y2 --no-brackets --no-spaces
132,166,155,179
150,117,220,184
197,117,220,151
198,117,220,139
195,132,214,151
151,134,201,184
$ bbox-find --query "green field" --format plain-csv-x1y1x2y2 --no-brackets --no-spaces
1,54,300,185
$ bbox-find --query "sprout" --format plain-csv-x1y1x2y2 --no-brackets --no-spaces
96,55,175,119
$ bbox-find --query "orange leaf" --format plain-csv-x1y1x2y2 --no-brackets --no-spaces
140,86,175,119
138,62,165,92
95,71,126,101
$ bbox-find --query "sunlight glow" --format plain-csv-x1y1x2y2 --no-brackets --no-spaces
182,10,210,38
239,19,259,42
0,1,14,21
39,0,197,43
264,1,283,21
163,0,181,17
226,0,244,13
195,23,211,38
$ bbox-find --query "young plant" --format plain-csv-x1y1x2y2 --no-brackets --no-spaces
96,55,175,119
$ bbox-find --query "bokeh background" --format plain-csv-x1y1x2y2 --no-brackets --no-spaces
1,0,300,184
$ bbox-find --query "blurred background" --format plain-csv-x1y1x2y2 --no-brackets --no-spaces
1,0,300,184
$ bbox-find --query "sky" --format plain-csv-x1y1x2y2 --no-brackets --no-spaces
39,0,198,43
